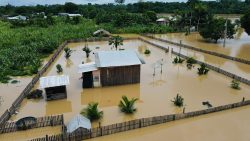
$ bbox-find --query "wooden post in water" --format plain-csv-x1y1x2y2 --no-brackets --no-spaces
242,97,245,102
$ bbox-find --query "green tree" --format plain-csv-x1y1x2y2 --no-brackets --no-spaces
193,3,208,31
64,2,78,13
199,18,235,43
64,47,72,59
241,10,250,35
81,102,103,121
143,11,157,23
119,96,138,114
82,45,92,58
109,35,123,50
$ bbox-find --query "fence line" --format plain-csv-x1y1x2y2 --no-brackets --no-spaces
139,37,250,85
142,34,250,65
0,114,63,134
29,100,250,141
0,37,138,128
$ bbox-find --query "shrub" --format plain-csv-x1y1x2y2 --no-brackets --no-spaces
26,89,43,99
197,63,209,75
171,94,184,107
56,64,63,73
144,49,151,54
80,102,103,121
119,96,138,114
172,56,184,64
231,80,241,90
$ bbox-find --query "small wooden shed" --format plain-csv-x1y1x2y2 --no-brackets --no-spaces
40,75,69,101
78,50,144,87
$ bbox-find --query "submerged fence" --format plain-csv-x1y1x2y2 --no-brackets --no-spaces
139,37,250,85
142,34,250,65
0,114,63,134
0,37,138,128
29,99,250,141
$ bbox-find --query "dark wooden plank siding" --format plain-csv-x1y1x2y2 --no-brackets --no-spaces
100,65,140,86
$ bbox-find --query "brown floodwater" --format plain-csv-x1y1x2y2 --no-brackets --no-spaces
140,36,250,79
0,126,61,141
154,29,250,60
87,106,250,141
6,39,250,129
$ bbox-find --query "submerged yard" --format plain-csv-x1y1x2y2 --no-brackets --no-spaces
3,38,249,130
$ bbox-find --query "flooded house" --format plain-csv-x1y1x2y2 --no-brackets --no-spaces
78,50,145,88
93,29,111,37
156,18,167,25
39,75,70,101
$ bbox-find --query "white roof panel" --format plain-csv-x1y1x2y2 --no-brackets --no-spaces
78,62,98,73
67,114,91,133
95,50,142,67
39,75,69,88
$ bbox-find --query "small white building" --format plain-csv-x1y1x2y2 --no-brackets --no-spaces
58,13,81,17
67,114,91,133
156,18,167,25
7,15,27,21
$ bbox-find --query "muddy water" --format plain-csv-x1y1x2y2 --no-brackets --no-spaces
88,106,250,141
0,126,61,141
0,77,32,115
154,29,250,60
140,36,250,79
7,39,250,130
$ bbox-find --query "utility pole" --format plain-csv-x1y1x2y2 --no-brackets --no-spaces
223,19,228,48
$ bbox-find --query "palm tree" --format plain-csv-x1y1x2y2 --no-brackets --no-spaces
171,94,184,107
119,96,138,114
109,36,123,50
64,47,72,59
82,44,92,58
80,102,103,121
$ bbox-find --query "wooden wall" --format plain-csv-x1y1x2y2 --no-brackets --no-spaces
100,65,141,86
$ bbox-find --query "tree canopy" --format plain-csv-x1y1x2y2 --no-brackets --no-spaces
241,10,250,35
199,18,235,43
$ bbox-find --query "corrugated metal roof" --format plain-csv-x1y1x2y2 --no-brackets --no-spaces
67,114,91,133
39,75,69,88
95,50,143,67
78,62,98,73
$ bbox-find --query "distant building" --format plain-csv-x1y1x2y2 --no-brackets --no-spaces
58,13,82,17
39,75,70,101
7,15,27,21
78,50,145,87
93,29,111,37
156,18,167,25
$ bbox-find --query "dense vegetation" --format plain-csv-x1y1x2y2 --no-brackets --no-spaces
0,18,97,83
241,9,250,35
1,0,250,16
